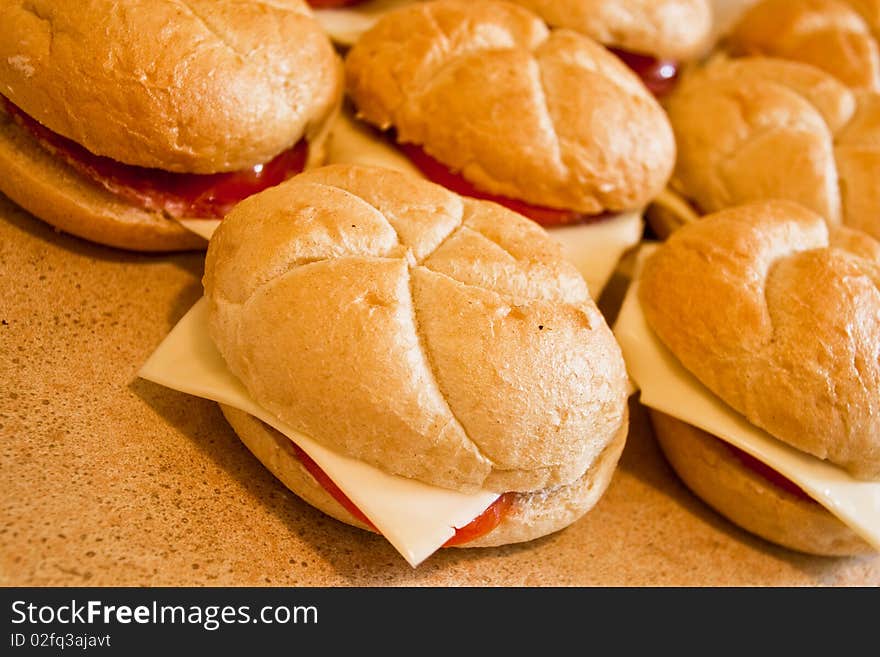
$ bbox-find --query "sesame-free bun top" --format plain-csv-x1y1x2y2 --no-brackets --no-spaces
203,164,629,494
639,200,880,480
344,0,676,215
504,0,713,60
0,0,343,173
663,55,880,240
725,0,880,90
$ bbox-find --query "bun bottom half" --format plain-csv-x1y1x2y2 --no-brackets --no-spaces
219,404,628,549
648,410,874,557
0,107,335,253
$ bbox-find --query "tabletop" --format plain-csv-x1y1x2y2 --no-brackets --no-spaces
2,195,877,587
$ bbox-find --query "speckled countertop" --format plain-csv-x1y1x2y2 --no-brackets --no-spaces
1,195,878,587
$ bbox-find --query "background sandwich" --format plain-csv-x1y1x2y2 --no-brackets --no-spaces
338,0,676,298
619,200,880,556
0,0,343,251
647,53,880,241
142,163,630,563
723,0,880,90
502,0,714,96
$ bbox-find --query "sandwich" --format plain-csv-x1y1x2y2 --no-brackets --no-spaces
502,0,714,96
723,0,880,90
140,163,631,566
647,54,880,241
339,0,676,297
615,200,880,556
0,0,343,252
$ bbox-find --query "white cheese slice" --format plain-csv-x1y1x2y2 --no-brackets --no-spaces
325,111,644,298
313,0,417,47
139,298,499,567
177,219,220,241
612,244,880,551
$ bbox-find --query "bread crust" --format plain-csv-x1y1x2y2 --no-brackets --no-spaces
504,0,713,60
203,163,629,493
649,410,874,556
344,0,675,214
219,404,628,548
0,0,343,172
0,103,335,252
726,0,880,90
664,55,880,240
639,200,880,479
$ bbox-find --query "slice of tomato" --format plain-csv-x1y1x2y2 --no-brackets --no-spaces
2,97,308,219
607,47,680,98
287,440,512,545
396,142,607,227
719,439,818,504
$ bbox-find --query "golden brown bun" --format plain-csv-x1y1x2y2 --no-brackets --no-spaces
344,0,675,215
639,200,880,479
0,103,335,252
0,106,205,252
664,55,880,240
726,0,880,90
504,0,713,60
219,403,628,547
649,411,874,556
0,0,343,173
203,163,629,494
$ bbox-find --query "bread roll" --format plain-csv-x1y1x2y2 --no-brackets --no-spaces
344,0,675,215
504,0,713,60
639,200,880,480
203,163,630,494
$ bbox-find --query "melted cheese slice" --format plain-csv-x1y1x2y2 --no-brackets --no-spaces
613,245,880,551
325,111,644,298
313,0,417,47
139,298,499,567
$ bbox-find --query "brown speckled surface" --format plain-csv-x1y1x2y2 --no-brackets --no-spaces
1,194,878,587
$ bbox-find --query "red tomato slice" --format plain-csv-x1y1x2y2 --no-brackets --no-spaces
2,97,308,219
719,439,818,504
287,440,512,545
607,47,680,98
396,142,607,227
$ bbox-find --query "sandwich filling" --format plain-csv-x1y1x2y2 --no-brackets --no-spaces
607,48,680,97
396,141,612,227
1,98,309,220
287,435,516,546
714,433,818,504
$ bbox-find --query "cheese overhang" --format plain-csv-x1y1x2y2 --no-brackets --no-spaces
313,0,418,47
612,244,880,551
139,298,499,568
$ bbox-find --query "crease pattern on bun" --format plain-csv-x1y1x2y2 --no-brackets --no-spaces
203,164,629,494
0,0,343,173
662,55,880,240
502,0,713,61
639,200,880,480
343,0,675,215
724,0,880,90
